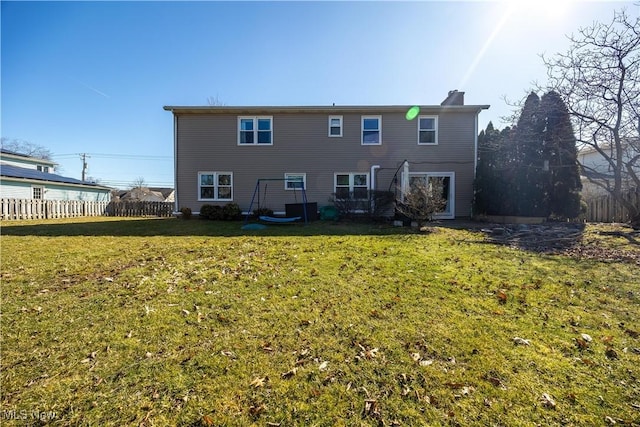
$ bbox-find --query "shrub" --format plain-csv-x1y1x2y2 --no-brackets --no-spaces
199,204,223,220
223,203,242,221
370,190,395,219
179,207,192,220
395,180,447,226
329,190,395,220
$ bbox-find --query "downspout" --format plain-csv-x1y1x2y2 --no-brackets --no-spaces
402,160,410,198
370,164,380,213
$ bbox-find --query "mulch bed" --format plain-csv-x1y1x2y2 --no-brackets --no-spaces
478,223,640,265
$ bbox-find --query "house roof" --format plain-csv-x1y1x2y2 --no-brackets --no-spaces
578,138,640,156
163,104,490,115
0,148,57,166
0,163,111,190
116,187,174,199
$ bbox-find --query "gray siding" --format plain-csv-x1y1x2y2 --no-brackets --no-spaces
175,109,479,217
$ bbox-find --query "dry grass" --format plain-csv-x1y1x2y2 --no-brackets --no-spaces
1,218,639,426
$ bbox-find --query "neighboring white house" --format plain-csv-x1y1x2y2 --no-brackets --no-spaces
0,149,111,201
578,139,640,198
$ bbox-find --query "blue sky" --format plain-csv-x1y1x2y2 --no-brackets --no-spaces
2,0,637,189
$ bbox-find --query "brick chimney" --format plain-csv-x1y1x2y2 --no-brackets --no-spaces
441,90,465,106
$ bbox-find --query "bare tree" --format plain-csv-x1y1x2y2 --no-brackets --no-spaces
206,95,226,106
1,137,53,160
541,9,640,225
130,176,147,189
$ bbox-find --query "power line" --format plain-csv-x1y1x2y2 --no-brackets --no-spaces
52,153,172,160
98,180,174,187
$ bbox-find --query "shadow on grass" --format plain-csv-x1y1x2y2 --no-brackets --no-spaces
0,217,414,237
479,222,588,254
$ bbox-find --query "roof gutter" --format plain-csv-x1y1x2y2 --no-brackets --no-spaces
163,105,491,115
0,175,112,191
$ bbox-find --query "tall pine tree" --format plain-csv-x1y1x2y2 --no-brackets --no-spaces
540,91,582,218
474,122,497,214
473,123,514,215
512,92,547,216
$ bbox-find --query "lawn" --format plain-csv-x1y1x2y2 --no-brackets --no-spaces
1,217,639,426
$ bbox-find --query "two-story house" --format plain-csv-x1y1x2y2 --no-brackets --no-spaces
0,149,111,201
164,91,489,220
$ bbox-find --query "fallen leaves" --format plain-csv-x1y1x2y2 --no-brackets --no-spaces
575,337,590,350
540,393,557,409
362,399,381,420
485,374,507,390
220,350,236,359
581,333,593,343
356,344,379,361
250,376,267,388
496,289,508,304
625,328,639,339
248,403,266,417
281,368,297,379
80,351,97,364
201,415,215,426
410,352,434,367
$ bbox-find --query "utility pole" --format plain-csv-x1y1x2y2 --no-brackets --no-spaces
80,153,90,181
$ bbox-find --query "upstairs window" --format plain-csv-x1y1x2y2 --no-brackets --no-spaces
418,116,438,145
199,172,233,201
361,116,382,145
238,117,273,145
37,165,50,173
329,116,343,137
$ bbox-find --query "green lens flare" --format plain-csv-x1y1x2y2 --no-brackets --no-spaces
406,106,420,120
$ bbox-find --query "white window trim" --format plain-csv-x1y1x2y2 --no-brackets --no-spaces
237,116,273,146
417,115,438,145
406,171,455,219
198,171,233,201
361,115,382,145
334,172,370,198
284,173,307,190
328,115,343,137
32,185,44,200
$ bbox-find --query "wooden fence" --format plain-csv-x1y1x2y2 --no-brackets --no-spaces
1,199,174,220
105,201,174,217
585,188,639,223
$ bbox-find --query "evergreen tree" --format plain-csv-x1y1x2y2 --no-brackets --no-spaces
474,122,513,216
474,123,495,215
540,91,582,218
512,92,547,216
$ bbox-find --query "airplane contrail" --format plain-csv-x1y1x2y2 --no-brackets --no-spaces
79,81,110,99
